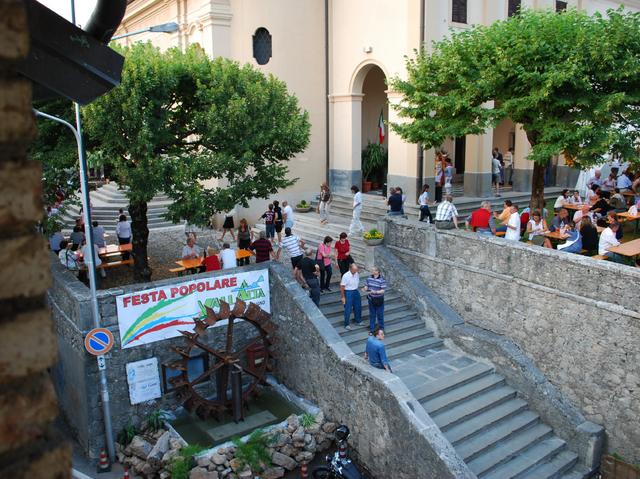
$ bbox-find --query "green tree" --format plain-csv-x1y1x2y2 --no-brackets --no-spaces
83,43,310,281
392,8,640,209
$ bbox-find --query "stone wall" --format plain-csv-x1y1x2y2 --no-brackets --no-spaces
0,2,72,477
48,259,267,458
381,217,640,463
268,262,474,479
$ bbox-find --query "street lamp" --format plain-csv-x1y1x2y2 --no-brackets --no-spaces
111,21,179,40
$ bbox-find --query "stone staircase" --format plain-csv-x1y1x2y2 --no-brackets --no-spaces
58,182,176,233
316,280,590,479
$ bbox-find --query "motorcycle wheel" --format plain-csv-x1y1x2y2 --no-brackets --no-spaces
312,466,335,479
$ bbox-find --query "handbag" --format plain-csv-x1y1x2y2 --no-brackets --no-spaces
346,254,354,265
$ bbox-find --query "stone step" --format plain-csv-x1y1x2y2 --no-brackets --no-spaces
350,328,435,355
386,336,444,360
517,450,580,479
320,293,404,317
412,362,494,403
456,411,541,462
334,309,420,333
479,436,566,479
340,317,423,343
444,399,530,446
432,386,518,431
466,423,554,477
422,373,506,416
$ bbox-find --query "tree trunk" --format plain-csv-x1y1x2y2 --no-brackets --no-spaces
530,162,546,212
129,201,152,282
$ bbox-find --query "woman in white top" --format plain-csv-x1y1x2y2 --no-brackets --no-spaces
116,214,132,260
504,205,521,241
525,210,552,248
553,189,570,211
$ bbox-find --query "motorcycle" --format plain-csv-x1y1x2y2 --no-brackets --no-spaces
312,425,364,479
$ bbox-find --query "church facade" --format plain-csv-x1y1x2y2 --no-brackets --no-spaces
116,0,640,209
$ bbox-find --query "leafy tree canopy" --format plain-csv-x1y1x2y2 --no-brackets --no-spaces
391,8,640,206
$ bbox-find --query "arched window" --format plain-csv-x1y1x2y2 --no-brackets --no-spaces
253,28,272,65
508,0,522,17
452,0,467,24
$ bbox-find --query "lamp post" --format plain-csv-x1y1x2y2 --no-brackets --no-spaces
111,21,179,40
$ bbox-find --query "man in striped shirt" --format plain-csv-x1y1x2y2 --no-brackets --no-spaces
281,227,305,285
363,267,386,333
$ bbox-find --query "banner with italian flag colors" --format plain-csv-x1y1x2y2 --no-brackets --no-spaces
378,109,385,144
115,269,270,349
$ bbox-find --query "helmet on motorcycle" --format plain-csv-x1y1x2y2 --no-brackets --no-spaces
335,424,350,442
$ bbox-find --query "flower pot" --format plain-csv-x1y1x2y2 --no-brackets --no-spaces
295,207,312,213
363,238,383,246
362,181,372,193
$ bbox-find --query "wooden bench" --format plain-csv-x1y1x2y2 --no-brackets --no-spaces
169,266,186,276
98,259,134,269
591,255,609,260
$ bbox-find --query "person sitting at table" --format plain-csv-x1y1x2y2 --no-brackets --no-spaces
601,171,617,193
182,236,201,260
568,190,582,204
58,240,79,271
204,246,221,271
493,200,513,233
526,210,551,248
70,225,85,251
585,184,599,205
573,204,592,224
557,221,582,254
466,201,496,236
599,221,625,264
549,208,570,232
49,228,64,254
220,242,238,270
553,189,570,211
579,217,598,255
80,238,106,278
116,214,132,260
92,220,106,248
590,191,614,217
606,211,624,241
610,188,627,212
504,204,521,241
617,170,633,191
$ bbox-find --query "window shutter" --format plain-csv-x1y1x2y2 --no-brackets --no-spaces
452,0,467,24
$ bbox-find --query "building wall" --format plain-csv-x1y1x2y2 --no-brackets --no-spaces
382,218,640,463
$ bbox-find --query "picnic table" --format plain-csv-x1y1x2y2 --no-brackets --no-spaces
607,238,640,259
563,203,583,220
175,250,253,272
77,243,133,270
543,231,570,241
622,191,636,205
98,243,132,258
616,212,640,233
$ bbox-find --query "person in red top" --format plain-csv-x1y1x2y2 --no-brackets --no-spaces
203,246,221,272
466,201,496,236
335,232,352,276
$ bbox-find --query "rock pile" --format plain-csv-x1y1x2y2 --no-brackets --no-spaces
117,411,336,479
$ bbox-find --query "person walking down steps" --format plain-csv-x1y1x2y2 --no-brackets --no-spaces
340,263,363,331
349,185,364,236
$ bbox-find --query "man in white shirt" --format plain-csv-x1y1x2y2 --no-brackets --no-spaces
587,170,602,190
92,221,106,248
220,243,238,269
182,236,201,259
282,201,295,230
599,222,625,263
573,205,592,225
504,204,522,241
348,185,364,235
340,263,362,330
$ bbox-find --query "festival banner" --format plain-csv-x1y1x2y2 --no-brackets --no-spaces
116,269,269,349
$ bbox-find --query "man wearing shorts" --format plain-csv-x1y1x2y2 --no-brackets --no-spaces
262,204,276,241
281,227,305,285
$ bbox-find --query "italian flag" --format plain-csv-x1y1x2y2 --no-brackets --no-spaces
378,109,385,144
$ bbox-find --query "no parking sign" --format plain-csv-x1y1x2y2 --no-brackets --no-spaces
84,328,114,356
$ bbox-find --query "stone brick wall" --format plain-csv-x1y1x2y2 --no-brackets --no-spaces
0,1,72,477
382,217,640,463
48,259,270,459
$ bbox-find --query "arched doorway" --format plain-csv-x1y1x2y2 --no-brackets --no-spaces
360,66,388,193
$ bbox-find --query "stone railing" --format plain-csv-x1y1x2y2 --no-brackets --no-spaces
379,217,640,464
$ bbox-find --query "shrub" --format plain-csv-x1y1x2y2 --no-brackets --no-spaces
232,429,273,473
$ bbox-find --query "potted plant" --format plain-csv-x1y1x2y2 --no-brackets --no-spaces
363,228,384,246
295,200,312,212
362,142,387,193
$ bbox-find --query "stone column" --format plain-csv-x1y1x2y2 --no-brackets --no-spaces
0,1,71,477
464,129,494,197
512,125,534,192
200,0,232,58
329,93,363,194
422,147,436,193
386,91,420,201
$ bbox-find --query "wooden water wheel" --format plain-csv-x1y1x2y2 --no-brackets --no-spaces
165,299,277,420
